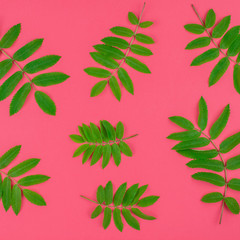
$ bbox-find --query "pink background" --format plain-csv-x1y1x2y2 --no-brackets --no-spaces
0,0,240,239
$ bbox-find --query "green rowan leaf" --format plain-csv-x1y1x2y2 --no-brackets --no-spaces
111,143,121,166
201,192,223,203
122,208,140,230
91,145,103,166
90,81,108,97
125,56,151,73
224,197,240,214
91,205,102,219
90,123,102,143
32,72,69,86
184,24,205,34
228,179,240,191
117,68,134,94
109,76,121,101
116,121,124,139
128,12,138,25
101,37,129,49
0,24,21,48
192,172,225,186
135,33,154,44
93,44,124,60
69,134,85,143
177,149,218,159
186,159,224,172
167,130,201,141
185,37,211,50
0,145,21,169
119,142,132,156
105,181,113,205
23,189,46,206
226,155,240,170
103,207,112,229
220,132,240,153
84,67,111,78
122,184,139,206
35,91,56,116
172,138,210,150
139,21,153,28
2,177,11,211
227,35,240,56
18,175,50,186
113,208,123,232
0,59,13,79
110,26,134,37
102,145,111,169
97,185,105,204
137,196,159,207
113,182,127,206
234,64,240,94
82,145,95,164
205,9,216,28
90,52,119,69
11,185,21,215
131,185,148,205
73,144,89,157
220,26,240,49
198,97,208,130
169,116,194,130
131,44,153,56
191,48,219,66
131,208,156,220
212,16,231,38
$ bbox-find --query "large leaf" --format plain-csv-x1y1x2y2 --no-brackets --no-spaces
109,76,121,101
23,55,61,74
96,185,105,204
18,175,50,186
125,56,151,73
32,72,69,86
11,185,21,215
10,83,31,116
186,159,224,172
169,116,194,130
212,16,231,38
84,67,111,78
119,142,132,156
185,37,211,50
233,64,240,94
135,33,154,44
198,97,208,130
23,189,46,206
122,208,140,230
117,68,134,94
102,144,111,169
2,177,11,211
0,24,21,48
167,130,201,141
201,192,223,203
103,207,112,229
131,208,156,220
0,71,23,101
224,197,240,214
0,59,13,79
227,35,240,56
116,121,124,139
128,12,139,25
228,179,240,191
105,181,113,205
220,132,240,153
13,38,43,61
35,91,56,115
93,44,124,60
113,208,123,232
0,145,21,169
137,196,159,207
73,144,89,157
177,149,218,159
110,26,134,37
113,182,127,206
184,24,205,34
122,184,139,206
131,44,153,56
192,172,225,186
111,143,121,166
90,52,119,69
101,37,129,49
172,138,210,150
220,26,240,49
8,158,40,177
226,155,240,170
90,145,103,166
131,185,148,205
205,9,216,28
209,57,230,86
91,205,102,219
191,48,219,66
90,81,108,97
209,104,230,140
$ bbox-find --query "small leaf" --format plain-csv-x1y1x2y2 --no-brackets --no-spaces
113,208,123,232
227,35,240,56
226,155,240,170
119,142,132,156
35,91,56,116
116,121,124,139
177,149,218,159
185,37,211,50
128,12,139,25
90,123,102,143
131,44,153,56
172,137,210,150
110,26,134,37
169,116,194,130
135,33,154,44
23,55,61,74
111,143,121,166
0,145,21,169
23,189,46,206
93,44,125,60
117,68,134,94
0,71,23,101
100,121,109,142
122,184,139,206
139,21,153,28
212,16,231,38
13,38,43,61
233,64,240,94
191,48,219,66
97,185,105,204
102,145,111,169
109,76,121,101
90,81,108,97
209,57,230,86
167,130,201,141
224,197,240,214
2,177,11,211
73,144,89,157
91,205,102,219
101,37,129,49
10,83,31,116
209,104,230,140
192,172,225,186
122,208,140,230
103,207,112,229
184,24,205,34
82,145,95,164
84,67,111,78
0,59,13,79
201,192,223,203
220,26,240,49
114,182,127,206
228,179,240,191
78,126,87,141
32,72,69,86
205,9,216,28
131,185,148,205
102,121,116,140
220,132,240,153
69,134,85,143
131,208,156,220
125,56,151,73
90,52,119,69
90,145,103,166
198,96,208,130
8,158,40,177
18,175,50,186
0,24,21,48
11,185,21,215
105,181,113,205
186,159,224,172
137,196,159,207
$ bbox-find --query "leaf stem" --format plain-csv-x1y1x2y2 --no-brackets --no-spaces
191,4,239,65
0,48,36,90
0,170,24,190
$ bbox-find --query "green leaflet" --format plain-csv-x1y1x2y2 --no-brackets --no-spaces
103,207,112,229
131,44,153,56
111,143,121,166
0,145,21,169
73,144,89,157
169,116,194,130
186,159,224,172
113,182,127,206
110,26,134,37
131,185,148,205
105,181,113,205
13,38,43,61
128,12,139,25
119,142,132,156
122,208,140,230
137,196,159,207
122,184,139,206
23,189,46,206
11,185,21,215
113,208,123,232
117,68,134,94
227,35,240,56
191,48,219,66
205,9,216,28
10,83,31,116
91,205,102,219
91,80,108,97
201,192,223,203
8,158,40,177
0,59,13,79
35,91,56,116
131,208,156,220
224,197,240,214
226,155,240,170
209,104,230,140
116,121,124,139
139,21,153,28
0,71,23,101
23,55,61,74
220,26,240,49
172,138,210,150
2,177,11,211
184,24,205,34
135,33,154,44
102,121,116,140
90,145,103,166
90,52,118,69
18,175,50,186
185,37,211,50
212,16,231,38
177,149,218,159
0,175,2,200
101,37,129,49
228,179,240,191
82,145,95,164
192,172,225,186
93,44,125,60
109,76,121,101
69,135,84,143
84,67,111,78
100,121,109,142
97,185,105,204
220,132,240,153
90,123,102,143
32,72,69,86
209,57,230,86
82,124,95,142
233,64,240,94
198,97,208,130
167,130,201,141
125,56,151,73
0,24,21,48
102,145,111,169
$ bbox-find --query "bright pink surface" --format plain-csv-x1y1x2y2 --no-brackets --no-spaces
1,0,240,239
